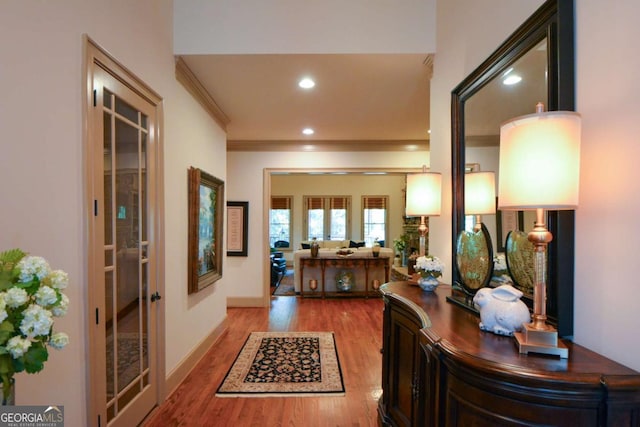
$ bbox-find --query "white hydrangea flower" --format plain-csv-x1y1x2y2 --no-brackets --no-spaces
35,285,58,307
5,287,28,308
51,293,69,317
16,256,51,283
6,336,31,359
44,270,69,290
415,255,445,277
49,332,69,350
494,253,507,270
19,304,53,338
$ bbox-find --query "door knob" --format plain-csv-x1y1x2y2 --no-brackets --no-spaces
150,291,162,302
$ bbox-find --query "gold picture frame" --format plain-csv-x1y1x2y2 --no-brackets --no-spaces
188,167,224,293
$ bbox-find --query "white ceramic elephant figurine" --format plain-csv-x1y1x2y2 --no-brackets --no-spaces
472,284,531,336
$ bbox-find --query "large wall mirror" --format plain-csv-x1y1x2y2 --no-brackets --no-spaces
451,0,575,337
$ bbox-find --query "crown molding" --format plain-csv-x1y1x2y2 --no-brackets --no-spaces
227,139,429,152
424,53,434,79
175,56,230,130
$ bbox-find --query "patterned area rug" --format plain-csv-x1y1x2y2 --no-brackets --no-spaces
273,269,295,296
106,332,147,397
216,332,345,397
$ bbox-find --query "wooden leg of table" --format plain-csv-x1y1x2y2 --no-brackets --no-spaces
365,260,370,299
321,262,326,299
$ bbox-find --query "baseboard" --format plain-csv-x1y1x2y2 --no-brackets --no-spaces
227,296,267,307
164,317,228,395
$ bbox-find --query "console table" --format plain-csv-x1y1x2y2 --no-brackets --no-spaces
299,255,389,298
378,281,640,426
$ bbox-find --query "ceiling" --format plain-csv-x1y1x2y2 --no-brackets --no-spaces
179,54,433,151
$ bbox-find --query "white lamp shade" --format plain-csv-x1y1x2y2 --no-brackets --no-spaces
465,171,496,215
406,172,442,216
498,111,581,210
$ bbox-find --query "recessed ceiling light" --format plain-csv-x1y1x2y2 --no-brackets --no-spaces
302,128,314,135
298,77,315,89
503,75,522,85
502,67,522,85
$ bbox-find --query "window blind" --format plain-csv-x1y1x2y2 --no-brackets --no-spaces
306,197,324,210
363,196,387,209
329,197,348,209
271,196,291,209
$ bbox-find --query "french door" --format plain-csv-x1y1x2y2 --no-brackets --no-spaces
86,39,164,427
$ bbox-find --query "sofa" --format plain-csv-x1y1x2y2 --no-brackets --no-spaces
299,239,369,250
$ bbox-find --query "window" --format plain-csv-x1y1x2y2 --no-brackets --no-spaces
464,163,480,232
362,196,388,246
304,196,350,241
270,196,292,249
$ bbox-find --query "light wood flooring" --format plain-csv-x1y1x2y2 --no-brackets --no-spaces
142,295,384,426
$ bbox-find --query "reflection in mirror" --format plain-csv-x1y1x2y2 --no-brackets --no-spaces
456,171,496,294
450,0,575,337
464,39,547,253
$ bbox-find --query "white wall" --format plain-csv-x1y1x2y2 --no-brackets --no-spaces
0,1,228,424
174,0,436,54
163,80,228,373
226,151,428,299
573,0,640,370
431,0,640,371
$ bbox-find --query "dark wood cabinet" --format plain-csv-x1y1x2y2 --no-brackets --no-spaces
381,296,426,426
378,281,640,427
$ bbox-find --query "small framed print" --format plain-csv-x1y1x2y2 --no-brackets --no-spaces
226,201,248,257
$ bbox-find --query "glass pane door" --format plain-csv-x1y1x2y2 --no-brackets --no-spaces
103,88,150,421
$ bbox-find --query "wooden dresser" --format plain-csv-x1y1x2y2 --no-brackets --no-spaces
378,281,640,426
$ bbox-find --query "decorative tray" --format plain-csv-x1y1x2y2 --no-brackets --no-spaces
335,249,354,257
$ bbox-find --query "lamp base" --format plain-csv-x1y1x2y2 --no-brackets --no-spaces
514,323,569,358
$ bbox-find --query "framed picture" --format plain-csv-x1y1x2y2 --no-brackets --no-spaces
188,167,224,293
226,201,248,256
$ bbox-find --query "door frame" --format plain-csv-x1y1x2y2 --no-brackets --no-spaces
84,35,166,426
263,167,422,305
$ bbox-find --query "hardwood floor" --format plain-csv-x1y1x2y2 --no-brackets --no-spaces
142,296,384,426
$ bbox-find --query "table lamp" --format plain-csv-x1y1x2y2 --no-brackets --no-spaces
498,102,581,358
465,171,496,232
455,171,496,293
405,167,441,257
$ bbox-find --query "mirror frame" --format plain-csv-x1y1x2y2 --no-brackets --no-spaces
451,0,575,337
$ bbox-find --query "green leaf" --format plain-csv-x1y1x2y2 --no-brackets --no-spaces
12,357,24,374
0,354,13,376
0,249,26,271
0,322,14,346
23,342,48,374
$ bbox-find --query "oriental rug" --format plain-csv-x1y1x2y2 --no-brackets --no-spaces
272,269,295,296
216,331,345,397
106,332,147,397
